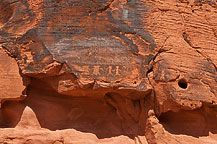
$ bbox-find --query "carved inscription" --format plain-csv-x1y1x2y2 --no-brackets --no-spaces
79,65,122,76
93,66,100,75
35,0,156,82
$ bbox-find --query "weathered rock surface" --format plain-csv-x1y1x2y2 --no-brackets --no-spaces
0,0,216,143
0,48,25,107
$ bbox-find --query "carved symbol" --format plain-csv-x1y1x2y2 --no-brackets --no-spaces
115,66,120,75
93,66,100,75
108,66,113,75
82,65,90,75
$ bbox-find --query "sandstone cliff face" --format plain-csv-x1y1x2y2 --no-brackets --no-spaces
0,0,216,143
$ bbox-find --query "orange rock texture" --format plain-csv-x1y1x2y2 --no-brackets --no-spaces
0,0,216,143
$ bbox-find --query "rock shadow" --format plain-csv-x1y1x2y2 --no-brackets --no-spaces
159,106,217,137
19,78,146,139
0,100,25,128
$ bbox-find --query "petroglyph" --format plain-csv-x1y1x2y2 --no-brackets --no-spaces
93,66,100,76
1,0,156,84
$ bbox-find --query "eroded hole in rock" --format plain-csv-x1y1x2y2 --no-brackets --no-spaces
159,108,217,137
178,79,188,89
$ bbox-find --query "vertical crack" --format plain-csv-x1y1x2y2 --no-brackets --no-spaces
88,0,115,14
146,37,170,117
182,32,217,72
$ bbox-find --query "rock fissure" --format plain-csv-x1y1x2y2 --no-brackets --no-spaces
182,31,217,72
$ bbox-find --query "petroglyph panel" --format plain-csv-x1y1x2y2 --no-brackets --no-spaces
1,0,156,84
37,0,156,82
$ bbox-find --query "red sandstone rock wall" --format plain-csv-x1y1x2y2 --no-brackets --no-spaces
0,0,216,143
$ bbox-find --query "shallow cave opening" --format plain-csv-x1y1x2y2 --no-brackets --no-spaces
0,78,147,139
158,108,217,137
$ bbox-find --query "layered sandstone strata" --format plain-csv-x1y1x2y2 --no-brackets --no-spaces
0,0,216,143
